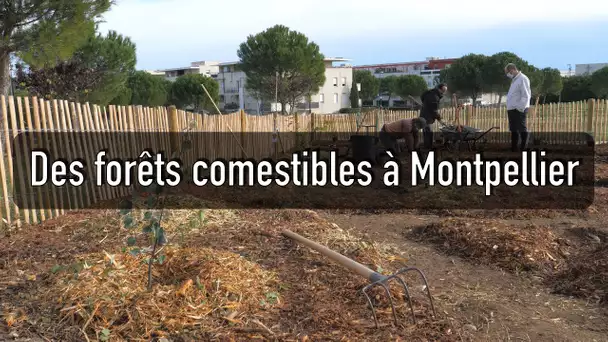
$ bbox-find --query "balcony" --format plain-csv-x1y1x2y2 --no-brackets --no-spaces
296,102,320,109
222,88,239,94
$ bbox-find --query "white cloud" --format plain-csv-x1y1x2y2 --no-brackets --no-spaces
98,0,608,68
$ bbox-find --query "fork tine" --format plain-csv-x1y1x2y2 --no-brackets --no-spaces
394,267,436,317
361,285,379,329
378,282,399,326
390,275,416,324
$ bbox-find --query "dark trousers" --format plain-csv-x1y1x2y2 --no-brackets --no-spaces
507,108,529,151
379,129,399,155
422,126,433,149
420,113,435,149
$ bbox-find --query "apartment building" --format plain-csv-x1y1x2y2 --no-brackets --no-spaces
156,61,220,82
217,57,353,114
216,61,258,113
145,70,166,77
354,57,457,107
312,58,353,113
355,57,501,107
355,57,456,87
575,63,608,76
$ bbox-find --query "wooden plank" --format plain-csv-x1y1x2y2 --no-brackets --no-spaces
109,106,127,198
70,102,92,208
0,98,11,226
99,106,119,200
121,106,136,195
59,100,82,209
39,99,61,217
84,103,107,201
30,98,49,221
19,97,40,222
9,97,29,224
91,104,112,201
66,101,90,208
0,96,18,226
51,99,74,210
76,102,98,204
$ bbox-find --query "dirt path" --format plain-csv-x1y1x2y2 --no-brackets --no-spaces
323,213,608,342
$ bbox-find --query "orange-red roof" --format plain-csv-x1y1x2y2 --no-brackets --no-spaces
354,58,457,70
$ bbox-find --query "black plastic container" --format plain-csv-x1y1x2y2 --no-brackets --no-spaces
350,134,377,164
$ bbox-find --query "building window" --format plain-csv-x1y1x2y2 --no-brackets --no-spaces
333,77,338,86
319,94,324,103
341,77,346,86
333,93,338,103
223,66,229,72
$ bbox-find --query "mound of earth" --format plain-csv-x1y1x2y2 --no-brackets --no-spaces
409,218,570,273
46,247,278,340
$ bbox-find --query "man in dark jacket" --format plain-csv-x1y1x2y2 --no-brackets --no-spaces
420,83,447,149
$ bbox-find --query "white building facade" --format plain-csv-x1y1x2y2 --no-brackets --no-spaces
216,62,258,113
354,57,504,107
155,61,220,82
310,58,353,114
560,70,574,77
217,58,353,114
354,57,457,107
355,58,456,87
575,63,608,76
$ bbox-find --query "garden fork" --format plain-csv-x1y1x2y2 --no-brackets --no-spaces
282,230,436,328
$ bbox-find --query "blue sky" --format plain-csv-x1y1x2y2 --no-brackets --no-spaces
99,0,608,71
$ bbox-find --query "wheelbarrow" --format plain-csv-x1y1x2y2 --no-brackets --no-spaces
437,119,499,152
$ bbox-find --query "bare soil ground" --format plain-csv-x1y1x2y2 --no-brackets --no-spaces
325,211,608,342
0,146,607,341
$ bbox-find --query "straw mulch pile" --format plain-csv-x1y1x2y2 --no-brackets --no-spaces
179,208,457,341
550,240,608,305
416,208,594,220
409,218,570,273
1,194,457,341
47,247,278,341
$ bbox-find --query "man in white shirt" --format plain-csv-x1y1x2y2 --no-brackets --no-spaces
505,63,531,152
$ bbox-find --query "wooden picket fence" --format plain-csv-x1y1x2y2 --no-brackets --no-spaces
1,95,607,228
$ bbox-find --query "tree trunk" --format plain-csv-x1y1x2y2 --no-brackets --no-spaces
0,52,11,97
308,93,312,114
498,94,502,105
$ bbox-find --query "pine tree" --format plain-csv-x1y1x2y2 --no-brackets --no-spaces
350,81,360,108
